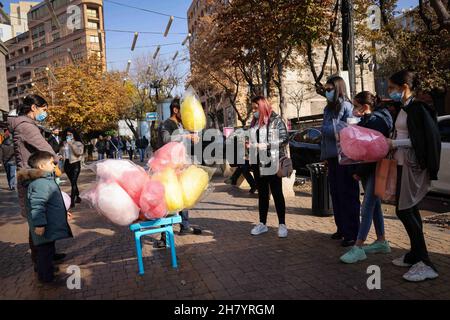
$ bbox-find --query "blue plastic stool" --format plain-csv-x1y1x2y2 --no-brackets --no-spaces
129,214,182,275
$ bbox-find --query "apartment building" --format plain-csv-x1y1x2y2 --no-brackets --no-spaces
0,40,8,112
10,1,39,38
5,0,106,110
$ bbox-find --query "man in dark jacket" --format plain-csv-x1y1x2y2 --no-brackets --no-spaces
18,151,73,285
0,130,17,190
95,135,106,160
47,128,61,154
136,136,149,162
153,98,202,248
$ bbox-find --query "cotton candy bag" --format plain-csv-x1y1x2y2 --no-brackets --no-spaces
333,120,389,165
340,125,389,162
179,165,209,208
181,88,206,132
139,180,167,219
81,181,140,226
88,159,149,205
148,142,188,173
152,168,185,212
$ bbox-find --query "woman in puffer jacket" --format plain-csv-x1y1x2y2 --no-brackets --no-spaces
249,96,289,238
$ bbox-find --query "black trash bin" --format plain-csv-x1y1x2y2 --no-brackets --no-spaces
306,163,333,217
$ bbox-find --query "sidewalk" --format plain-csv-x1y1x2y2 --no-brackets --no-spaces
0,165,449,300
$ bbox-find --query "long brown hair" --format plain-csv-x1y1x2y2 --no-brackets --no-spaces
326,76,349,113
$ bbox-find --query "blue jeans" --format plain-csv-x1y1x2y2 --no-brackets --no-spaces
4,162,16,190
180,210,190,229
138,148,146,162
358,173,385,241
98,153,105,161
118,150,123,160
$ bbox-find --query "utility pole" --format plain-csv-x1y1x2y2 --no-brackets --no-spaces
356,53,369,92
341,0,356,98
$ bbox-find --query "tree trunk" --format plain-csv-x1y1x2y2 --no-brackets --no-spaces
125,119,139,139
276,54,288,123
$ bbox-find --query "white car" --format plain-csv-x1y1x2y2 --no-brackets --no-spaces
430,116,450,195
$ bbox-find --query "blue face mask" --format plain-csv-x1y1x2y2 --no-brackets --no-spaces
67,135,73,142
326,90,335,102
254,112,260,119
35,111,48,122
389,91,403,102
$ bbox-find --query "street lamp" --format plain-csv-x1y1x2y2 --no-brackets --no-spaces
355,53,369,92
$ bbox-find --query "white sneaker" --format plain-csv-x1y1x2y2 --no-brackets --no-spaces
251,223,268,236
403,262,439,282
392,255,413,267
278,224,288,238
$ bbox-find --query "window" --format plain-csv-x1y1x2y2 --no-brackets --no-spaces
439,119,450,143
87,21,99,29
87,8,98,18
31,24,45,39
89,35,99,43
52,32,60,41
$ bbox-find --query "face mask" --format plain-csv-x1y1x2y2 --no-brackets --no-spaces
389,91,403,102
67,136,73,142
35,111,48,122
326,90,335,102
254,112,260,119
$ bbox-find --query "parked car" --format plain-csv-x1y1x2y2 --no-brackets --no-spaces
430,116,450,195
289,128,322,176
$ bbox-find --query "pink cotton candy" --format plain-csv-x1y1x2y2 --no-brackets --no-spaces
95,160,139,182
148,142,187,173
94,159,149,205
118,169,149,205
61,191,71,211
139,180,167,219
340,125,389,162
83,181,140,226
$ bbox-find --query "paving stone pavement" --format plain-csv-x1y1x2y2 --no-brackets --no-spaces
0,164,449,300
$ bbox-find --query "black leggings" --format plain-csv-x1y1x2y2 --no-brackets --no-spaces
64,160,81,200
396,166,435,270
255,169,286,225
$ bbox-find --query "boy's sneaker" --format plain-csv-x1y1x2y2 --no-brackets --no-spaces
392,255,413,267
340,246,367,264
251,223,268,236
403,262,439,282
278,224,288,238
363,240,391,254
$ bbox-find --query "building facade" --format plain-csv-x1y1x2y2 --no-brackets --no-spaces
0,40,8,112
5,0,106,110
9,1,39,38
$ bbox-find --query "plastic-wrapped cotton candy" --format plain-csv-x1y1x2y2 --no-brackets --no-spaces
118,169,149,205
139,180,167,219
153,168,184,212
95,160,139,182
148,142,187,173
62,191,71,211
179,165,209,208
340,125,389,162
181,93,206,132
93,182,140,226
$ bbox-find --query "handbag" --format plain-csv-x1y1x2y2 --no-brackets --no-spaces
374,158,397,202
277,156,293,178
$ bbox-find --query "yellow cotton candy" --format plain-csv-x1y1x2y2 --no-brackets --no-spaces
180,166,209,208
181,95,206,132
153,168,184,212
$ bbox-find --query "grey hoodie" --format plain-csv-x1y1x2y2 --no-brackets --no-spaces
7,116,57,169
